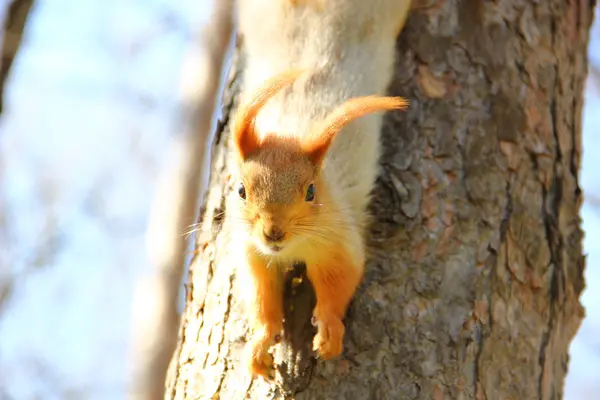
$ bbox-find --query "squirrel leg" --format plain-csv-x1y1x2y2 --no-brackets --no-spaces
306,244,364,360
244,252,283,379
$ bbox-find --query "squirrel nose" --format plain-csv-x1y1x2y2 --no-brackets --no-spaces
263,227,285,243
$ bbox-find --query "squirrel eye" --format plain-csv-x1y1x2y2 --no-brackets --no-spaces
305,183,315,202
238,183,246,200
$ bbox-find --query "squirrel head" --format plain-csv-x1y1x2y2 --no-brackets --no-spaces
230,69,408,256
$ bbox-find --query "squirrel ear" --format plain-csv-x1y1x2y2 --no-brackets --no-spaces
302,95,409,166
232,69,305,160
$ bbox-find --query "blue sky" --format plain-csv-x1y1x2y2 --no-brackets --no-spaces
0,1,598,399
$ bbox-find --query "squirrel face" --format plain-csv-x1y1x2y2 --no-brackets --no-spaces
233,138,322,255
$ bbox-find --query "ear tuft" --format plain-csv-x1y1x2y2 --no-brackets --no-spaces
232,69,305,160
302,96,408,166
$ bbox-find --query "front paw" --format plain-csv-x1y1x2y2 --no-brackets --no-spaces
246,328,278,379
248,341,274,379
312,315,345,360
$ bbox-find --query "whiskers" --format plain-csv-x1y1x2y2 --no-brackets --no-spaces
182,222,203,239
292,224,355,249
288,203,363,251
180,206,255,240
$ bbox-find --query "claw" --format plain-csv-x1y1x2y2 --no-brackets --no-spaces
249,350,274,380
312,315,344,360
246,325,280,380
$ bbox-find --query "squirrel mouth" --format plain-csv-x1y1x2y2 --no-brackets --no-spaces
269,245,283,252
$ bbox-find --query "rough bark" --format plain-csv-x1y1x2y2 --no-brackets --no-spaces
0,0,33,115
129,2,233,399
166,1,592,399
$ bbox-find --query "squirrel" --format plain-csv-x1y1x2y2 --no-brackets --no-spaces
225,0,412,379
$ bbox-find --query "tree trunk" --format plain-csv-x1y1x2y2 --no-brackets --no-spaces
165,2,592,399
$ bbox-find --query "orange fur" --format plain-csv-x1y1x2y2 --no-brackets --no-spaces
228,70,408,379
306,243,363,359
303,96,409,165
245,250,284,378
232,69,304,160
233,0,413,381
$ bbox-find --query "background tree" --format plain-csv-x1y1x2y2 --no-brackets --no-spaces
0,1,202,397
0,0,33,114
174,1,591,399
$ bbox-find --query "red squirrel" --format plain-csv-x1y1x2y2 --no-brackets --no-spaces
226,0,412,379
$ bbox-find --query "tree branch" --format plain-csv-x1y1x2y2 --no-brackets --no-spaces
127,1,234,399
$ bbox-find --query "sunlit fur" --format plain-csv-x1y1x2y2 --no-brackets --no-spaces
232,69,305,162
229,74,407,263
230,0,413,379
237,0,412,231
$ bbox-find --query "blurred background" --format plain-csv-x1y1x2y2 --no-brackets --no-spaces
0,1,598,399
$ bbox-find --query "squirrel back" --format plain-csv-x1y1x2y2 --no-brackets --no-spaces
236,0,411,228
